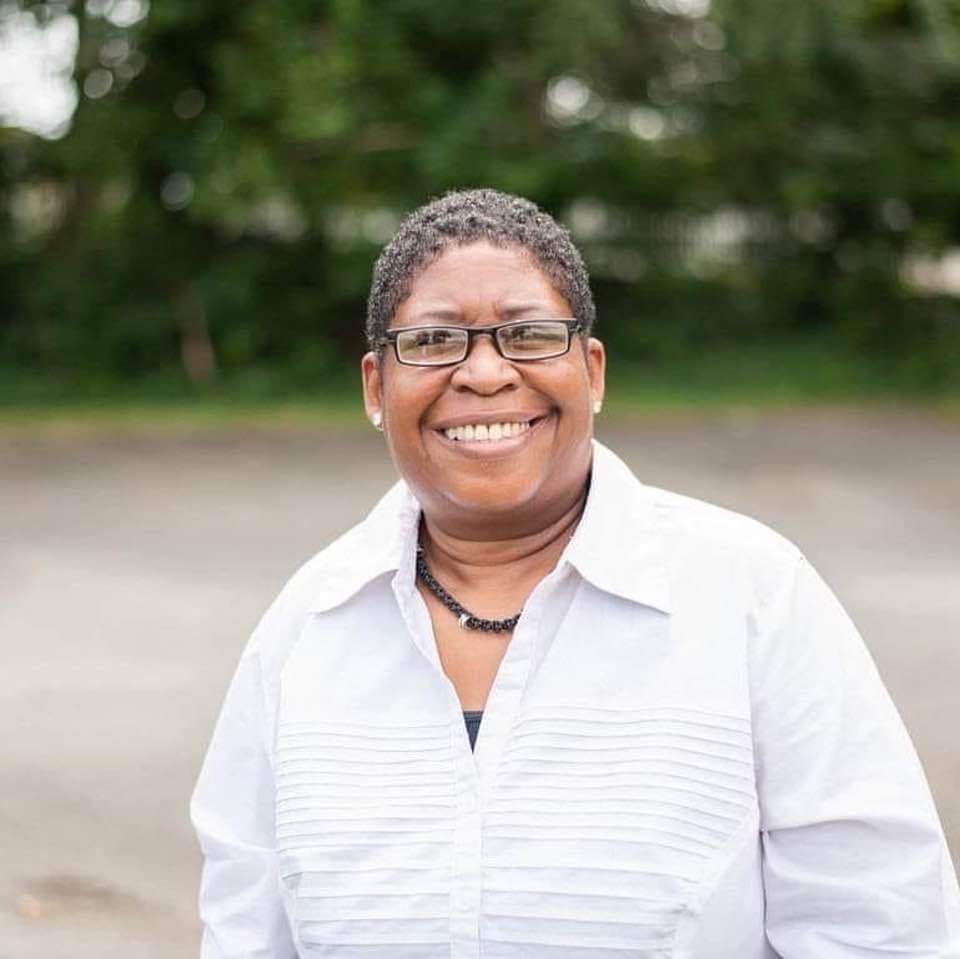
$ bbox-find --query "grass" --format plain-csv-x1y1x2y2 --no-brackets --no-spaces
0,393,366,438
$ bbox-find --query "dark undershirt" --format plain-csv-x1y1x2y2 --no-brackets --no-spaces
463,710,483,751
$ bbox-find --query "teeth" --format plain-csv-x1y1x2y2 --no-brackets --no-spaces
442,421,533,442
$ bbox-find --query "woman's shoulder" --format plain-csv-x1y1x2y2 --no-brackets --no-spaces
587,442,806,628
244,478,414,663
595,441,802,573
651,483,801,564
649,484,806,620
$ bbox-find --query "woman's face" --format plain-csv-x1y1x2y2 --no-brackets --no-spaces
361,241,605,536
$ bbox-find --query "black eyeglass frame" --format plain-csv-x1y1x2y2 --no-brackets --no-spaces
377,318,584,367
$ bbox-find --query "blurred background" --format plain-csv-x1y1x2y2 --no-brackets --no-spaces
1,1,959,957
3,0,960,402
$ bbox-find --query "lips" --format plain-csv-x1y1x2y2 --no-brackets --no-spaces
431,411,547,430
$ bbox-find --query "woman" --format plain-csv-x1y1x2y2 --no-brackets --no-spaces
192,189,960,958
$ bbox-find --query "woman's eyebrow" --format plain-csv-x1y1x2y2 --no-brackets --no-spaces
406,301,553,324
501,302,554,318
408,307,463,323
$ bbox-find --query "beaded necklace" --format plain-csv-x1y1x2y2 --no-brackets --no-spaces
415,546,521,633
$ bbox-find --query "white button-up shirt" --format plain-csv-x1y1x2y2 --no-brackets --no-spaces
191,441,960,958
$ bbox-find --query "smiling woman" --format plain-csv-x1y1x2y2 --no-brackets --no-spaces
361,239,603,549
191,189,960,959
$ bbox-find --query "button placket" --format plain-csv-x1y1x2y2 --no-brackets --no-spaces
397,564,484,956
446,574,556,957
397,552,569,957
473,609,537,809
473,563,570,806
449,740,483,958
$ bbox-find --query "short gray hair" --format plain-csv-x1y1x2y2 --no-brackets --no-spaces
366,188,596,347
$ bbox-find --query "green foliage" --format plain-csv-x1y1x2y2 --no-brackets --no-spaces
2,0,960,398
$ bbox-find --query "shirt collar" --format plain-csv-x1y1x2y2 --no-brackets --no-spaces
307,439,671,615
563,441,672,614
305,479,419,614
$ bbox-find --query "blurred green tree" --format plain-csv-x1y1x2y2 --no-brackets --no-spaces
1,0,959,396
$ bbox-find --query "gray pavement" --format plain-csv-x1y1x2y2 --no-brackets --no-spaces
2,407,958,957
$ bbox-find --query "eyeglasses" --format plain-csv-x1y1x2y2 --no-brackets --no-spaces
379,318,582,367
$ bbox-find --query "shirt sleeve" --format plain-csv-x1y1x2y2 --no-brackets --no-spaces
751,553,960,958
190,645,296,959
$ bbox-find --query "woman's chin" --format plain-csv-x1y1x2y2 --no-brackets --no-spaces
443,476,543,516
418,472,553,533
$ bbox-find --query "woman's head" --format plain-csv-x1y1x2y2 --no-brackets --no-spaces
366,189,596,349
361,189,604,539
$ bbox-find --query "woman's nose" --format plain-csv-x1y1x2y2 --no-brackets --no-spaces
451,332,519,393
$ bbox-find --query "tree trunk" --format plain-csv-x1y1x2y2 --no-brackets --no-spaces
175,282,217,384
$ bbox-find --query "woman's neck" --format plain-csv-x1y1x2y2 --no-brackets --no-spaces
419,481,588,590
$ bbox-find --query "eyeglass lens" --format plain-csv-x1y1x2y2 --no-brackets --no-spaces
395,321,570,365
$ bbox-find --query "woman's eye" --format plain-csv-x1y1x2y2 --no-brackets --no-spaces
416,330,452,346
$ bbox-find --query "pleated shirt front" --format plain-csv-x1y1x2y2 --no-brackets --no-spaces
191,441,960,959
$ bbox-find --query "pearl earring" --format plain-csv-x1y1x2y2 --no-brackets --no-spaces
593,399,603,415
370,411,383,431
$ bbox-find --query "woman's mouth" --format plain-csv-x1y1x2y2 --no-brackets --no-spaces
432,414,550,456
442,420,532,442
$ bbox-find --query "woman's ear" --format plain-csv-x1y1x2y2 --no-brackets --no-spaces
360,351,385,430
585,336,606,413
